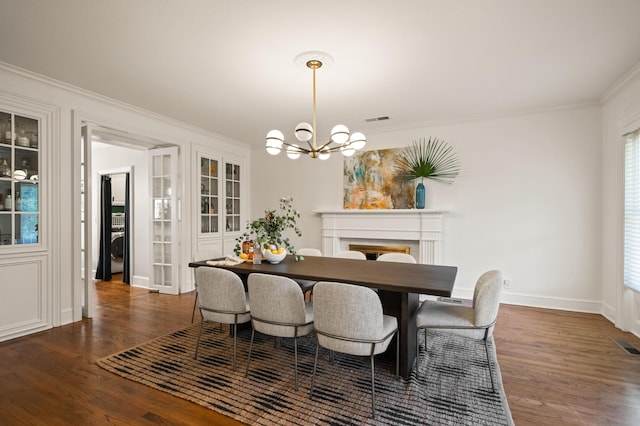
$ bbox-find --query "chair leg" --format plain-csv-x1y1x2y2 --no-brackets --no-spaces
245,327,256,378
415,328,428,379
232,322,238,371
191,292,198,323
194,318,204,360
483,330,496,392
309,336,320,398
369,346,376,419
396,331,400,377
415,328,420,378
294,334,299,390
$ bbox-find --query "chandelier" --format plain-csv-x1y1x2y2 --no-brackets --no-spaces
265,51,366,160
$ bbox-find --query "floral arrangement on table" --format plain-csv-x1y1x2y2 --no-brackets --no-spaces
234,197,303,261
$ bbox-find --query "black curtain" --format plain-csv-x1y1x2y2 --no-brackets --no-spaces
95,175,112,281
122,173,131,284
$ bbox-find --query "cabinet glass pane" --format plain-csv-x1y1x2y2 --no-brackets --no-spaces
199,155,219,236
15,213,38,244
0,111,40,247
0,112,11,145
0,214,10,244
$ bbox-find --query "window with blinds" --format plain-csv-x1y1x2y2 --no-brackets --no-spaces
624,128,640,292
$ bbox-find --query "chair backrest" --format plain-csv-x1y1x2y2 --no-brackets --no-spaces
472,270,503,329
297,247,322,257
313,281,385,342
195,267,247,314
376,253,416,263
333,250,367,260
247,273,308,332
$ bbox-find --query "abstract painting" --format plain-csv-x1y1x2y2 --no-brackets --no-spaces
343,148,414,209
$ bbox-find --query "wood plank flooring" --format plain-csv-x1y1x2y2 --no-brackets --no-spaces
0,275,639,425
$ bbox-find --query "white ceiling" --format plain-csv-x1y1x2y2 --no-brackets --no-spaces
2,0,640,147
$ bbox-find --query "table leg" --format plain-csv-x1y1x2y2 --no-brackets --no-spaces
378,290,419,378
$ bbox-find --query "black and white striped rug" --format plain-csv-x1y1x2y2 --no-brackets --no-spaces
97,323,513,425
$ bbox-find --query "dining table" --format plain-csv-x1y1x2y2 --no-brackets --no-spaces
189,254,458,378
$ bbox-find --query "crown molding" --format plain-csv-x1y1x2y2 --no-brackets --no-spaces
600,60,640,103
0,61,250,148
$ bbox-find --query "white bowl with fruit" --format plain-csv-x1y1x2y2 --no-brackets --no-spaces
263,246,287,264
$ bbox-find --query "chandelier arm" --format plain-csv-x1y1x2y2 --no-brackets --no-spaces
281,140,312,153
316,140,337,152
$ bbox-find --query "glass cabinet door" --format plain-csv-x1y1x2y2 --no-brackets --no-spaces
199,156,219,235
0,111,39,246
225,162,241,232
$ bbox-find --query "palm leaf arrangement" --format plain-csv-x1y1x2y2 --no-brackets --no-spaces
395,137,461,184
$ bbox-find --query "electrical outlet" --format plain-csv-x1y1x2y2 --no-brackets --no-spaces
503,279,512,289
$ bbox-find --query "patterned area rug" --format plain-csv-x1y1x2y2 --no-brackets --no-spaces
97,323,513,425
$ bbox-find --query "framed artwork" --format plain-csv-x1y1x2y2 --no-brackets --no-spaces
343,148,414,209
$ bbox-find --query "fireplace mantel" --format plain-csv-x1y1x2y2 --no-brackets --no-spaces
315,209,448,264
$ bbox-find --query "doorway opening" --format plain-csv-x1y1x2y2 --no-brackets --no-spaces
78,122,180,318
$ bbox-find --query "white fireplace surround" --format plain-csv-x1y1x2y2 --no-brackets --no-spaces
316,210,447,264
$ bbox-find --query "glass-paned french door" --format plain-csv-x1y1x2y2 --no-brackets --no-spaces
150,147,179,294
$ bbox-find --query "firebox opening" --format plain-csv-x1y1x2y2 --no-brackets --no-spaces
349,244,411,260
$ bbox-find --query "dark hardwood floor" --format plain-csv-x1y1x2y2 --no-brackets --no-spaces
0,275,639,425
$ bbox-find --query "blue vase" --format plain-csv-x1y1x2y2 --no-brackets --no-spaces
415,182,426,209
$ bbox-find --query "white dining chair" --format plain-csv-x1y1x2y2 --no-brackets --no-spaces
333,250,367,260
295,248,323,299
415,270,503,391
297,247,322,257
376,252,416,263
246,273,314,390
194,267,251,371
310,281,398,418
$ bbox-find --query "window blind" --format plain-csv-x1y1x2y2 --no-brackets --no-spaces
624,128,640,292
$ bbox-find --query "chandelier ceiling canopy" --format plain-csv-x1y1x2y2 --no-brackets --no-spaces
265,51,366,160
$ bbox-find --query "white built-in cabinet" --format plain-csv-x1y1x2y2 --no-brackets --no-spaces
194,150,245,260
0,94,54,342
111,173,126,206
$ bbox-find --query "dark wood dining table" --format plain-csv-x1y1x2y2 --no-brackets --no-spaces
189,255,458,378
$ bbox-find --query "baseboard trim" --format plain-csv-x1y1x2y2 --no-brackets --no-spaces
451,289,602,313
131,275,149,289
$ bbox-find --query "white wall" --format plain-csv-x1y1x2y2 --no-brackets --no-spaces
91,144,150,287
602,67,640,336
251,105,603,311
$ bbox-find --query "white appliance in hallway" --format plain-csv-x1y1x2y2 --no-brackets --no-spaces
111,213,124,273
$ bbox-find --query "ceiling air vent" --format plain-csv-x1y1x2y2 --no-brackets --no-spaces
365,116,390,123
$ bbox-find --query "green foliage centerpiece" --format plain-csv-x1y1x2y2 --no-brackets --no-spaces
395,137,461,208
235,197,302,261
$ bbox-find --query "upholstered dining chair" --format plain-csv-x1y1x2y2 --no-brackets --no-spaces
310,281,398,418
333,250,367,260
415,270,503,391
376,252,416,263
297,247,322,257
295,248,323,300
194,267,251,371
245,273,314,390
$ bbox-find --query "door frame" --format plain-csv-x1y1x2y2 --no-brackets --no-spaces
72,112,184,318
